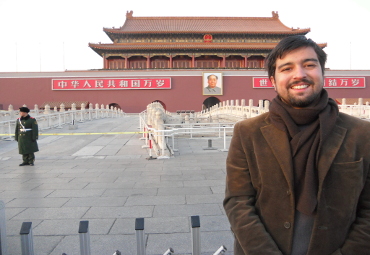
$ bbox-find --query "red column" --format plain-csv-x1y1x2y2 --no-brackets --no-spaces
147,56,150,69
222,56,226,68
104,57,109,69
244,56,248,68
169,55,173,69
125,57,128,69
192,55,195,68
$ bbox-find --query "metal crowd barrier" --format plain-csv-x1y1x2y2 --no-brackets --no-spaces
20,222,34,255
2,216,226,254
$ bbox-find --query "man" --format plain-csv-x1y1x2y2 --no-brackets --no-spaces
15,107,39,166
224,35,370,255
203,74,222,95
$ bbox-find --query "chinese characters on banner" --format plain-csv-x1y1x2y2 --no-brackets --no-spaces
253,77,366,88
52,78,171,90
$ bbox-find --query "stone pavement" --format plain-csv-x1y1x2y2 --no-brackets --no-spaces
0,115,234,255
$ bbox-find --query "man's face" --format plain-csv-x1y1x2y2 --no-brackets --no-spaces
270,46,324,108
19,111,28,117
208,75,218,88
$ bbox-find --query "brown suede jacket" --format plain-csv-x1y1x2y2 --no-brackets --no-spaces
224,112,370,255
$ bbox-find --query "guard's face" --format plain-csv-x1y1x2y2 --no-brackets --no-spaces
19,112,28,117
270,46,324,108
208,76,218,88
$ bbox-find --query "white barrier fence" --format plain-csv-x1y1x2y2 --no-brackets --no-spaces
0,103,125,140
140,98,370,158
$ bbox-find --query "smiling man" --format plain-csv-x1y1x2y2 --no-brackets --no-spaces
224,35,370,255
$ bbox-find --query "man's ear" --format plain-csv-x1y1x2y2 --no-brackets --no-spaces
270,76,276,91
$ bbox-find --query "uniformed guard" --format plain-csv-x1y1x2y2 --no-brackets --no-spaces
14,107,39,166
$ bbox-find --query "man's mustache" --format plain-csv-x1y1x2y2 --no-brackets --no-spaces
289,78,314,86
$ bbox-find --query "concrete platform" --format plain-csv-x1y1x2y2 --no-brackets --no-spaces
0,115,233,254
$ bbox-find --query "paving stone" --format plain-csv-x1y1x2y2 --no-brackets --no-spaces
5,197,69,208
83,206,154,219
11,207,90,220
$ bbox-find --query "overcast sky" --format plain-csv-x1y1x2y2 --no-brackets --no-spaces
0,0,369,72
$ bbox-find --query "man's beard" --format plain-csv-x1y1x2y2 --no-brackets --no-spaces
284,79,322,108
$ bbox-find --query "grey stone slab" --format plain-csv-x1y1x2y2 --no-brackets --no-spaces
84,182,135,189
145,216,190,234
141,170,184,177
186,194,224,204
116,175,160,183
83,206,154,219
160,174,206,181
12,207,89,220
211,186,226,194
5,207,27,220
14,172,62,178
0,190,54,198
69,177,118,183
34,218,115,235
134,180,184,189
6,219,43,236
57,172,101,178
153,204,223,217
125,195,185,206
200,231,235,253
34,182,89,190
0,197,13,204
0,173,22,179
5,197,69,208
146,233,191,254
25,178,73,184
183,179,225,187
7,235,64,255
95,149,121,155
108,218,135,234
0,182,41,190
198,215,232,232
64,197,127,207
50,234,137,255
47,189,105,198
157,187,212,196
100,171,141,178
102,188,158,197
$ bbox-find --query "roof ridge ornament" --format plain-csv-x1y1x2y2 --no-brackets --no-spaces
272,11,279,19
126,10,133,19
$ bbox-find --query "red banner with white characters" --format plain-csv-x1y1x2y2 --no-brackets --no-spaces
52,78,171,90
253,77,366,88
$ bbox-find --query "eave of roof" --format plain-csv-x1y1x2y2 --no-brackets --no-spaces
102,12,310,37
89,42,280,51
103,28,310,35
89,43,327,55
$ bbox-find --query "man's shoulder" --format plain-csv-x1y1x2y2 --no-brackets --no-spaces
235,112,269,129
337,112,370,127
336,113,370,138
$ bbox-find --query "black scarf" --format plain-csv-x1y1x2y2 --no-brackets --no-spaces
268,89,338,215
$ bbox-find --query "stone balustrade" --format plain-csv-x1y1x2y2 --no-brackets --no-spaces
0,103,126,139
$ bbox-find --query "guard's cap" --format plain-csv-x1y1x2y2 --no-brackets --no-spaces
19,107,30,113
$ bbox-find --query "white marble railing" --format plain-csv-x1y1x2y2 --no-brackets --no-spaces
140,98,370,158
0,103,125,139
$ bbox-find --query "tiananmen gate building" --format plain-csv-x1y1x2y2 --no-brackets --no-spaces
1,11,369,112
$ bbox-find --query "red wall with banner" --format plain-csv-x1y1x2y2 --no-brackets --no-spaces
1,70,369,112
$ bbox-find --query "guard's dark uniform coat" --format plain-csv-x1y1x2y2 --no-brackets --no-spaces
15,115,39,154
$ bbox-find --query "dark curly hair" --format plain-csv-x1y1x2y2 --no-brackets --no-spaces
265,35,327,79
